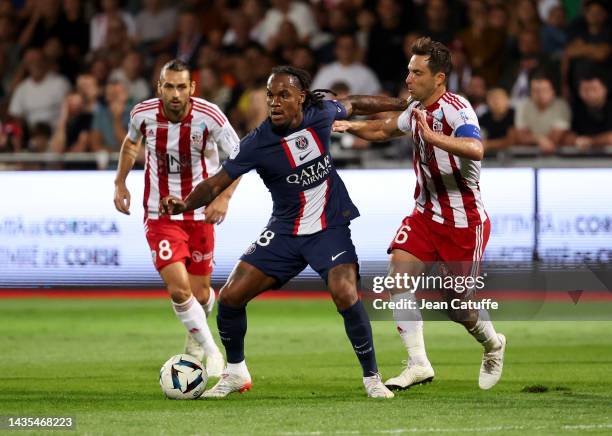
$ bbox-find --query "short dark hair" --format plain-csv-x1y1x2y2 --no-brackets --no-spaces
159,59,191,82
410,37,452,80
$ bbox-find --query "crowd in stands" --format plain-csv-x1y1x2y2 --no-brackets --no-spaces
0,0,610,169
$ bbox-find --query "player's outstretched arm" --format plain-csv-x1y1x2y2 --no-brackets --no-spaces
113,135,141,215
340,95,408,117
204,176,242,224
160,169,234,216
333,114,405,142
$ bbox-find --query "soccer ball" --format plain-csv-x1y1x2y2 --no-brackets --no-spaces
159,354,208,399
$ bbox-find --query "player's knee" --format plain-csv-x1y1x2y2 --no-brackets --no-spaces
330,282,358,310
167,284,192,304
448,308,478,326
218,285,245,308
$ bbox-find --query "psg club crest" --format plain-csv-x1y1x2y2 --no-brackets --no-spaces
294,136,308,150
191,130,203,146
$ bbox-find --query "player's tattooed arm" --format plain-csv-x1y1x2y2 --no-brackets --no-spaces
113,135,142,215
340,95,409,117
332,114,405,141
160,169,235,216
413,109,484,161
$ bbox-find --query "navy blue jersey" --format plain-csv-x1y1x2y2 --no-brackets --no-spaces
223,100,360,235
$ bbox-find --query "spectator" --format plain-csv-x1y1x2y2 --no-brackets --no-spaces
266,19,301,64
312,33,381,95
222,10,256,54
488,3,510,35
256,0,319,47
49,73,100,154
90,80,132,153
480,87,516,152
564,74,612,151
90,0,136,52
417,0,454,46
28,122,52,153
0,14,19,101
508,0,541,38
514,73,571,154
196,66,231,112
366,0,407,94
88,55,111,89
8,48,70,133
447,39,472,94
18,0,62,49
458,0,506,87
241,0,266,45
171,9,206,70
290,44,318,78
99,15,134,70
499,29,559,105
109,50,151,102
464,75,488,117
57,0,90,68
562,0,612,99
312,6,355,64
50,92,92,153
135,0,177,51
540,4,567,58
0,112,23,153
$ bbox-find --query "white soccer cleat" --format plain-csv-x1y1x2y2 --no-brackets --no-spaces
184,332,205,363
363,373,395,398
202,372,252,398
479,333,506,390
206,351,225,378
384,363,435,391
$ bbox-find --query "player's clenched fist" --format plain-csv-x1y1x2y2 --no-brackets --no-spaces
159,196,186,215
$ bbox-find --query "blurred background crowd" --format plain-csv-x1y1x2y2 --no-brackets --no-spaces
0,0,610,169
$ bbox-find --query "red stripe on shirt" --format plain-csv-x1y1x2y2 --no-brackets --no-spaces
155,112,169,204
441,94,461,110
281,138,297,168
448,152,481,225
192,103,226,126
195,99,228,122
131,101,159,117
306,127,325,154
179,114,194,220
140,121,150,221
427,151,454,225
320,179,329,230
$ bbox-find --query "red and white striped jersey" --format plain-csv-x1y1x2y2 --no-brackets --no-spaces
127,97,239,220
397,91,487,228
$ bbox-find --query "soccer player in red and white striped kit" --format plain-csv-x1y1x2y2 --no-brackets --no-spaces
113,60,241,376
334,37,506,391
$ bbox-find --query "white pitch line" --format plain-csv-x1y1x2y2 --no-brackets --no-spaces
278,423,612,435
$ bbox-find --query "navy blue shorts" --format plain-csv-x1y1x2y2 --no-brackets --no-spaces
240,225,359,287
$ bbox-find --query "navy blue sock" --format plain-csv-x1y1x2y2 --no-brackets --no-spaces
217,303,247,363
339,300,378,377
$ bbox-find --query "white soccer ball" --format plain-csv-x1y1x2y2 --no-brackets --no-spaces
159,354,208,399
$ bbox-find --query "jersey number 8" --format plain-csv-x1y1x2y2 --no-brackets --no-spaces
257,229,275,247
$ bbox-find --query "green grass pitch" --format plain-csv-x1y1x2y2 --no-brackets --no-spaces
1,298,612,435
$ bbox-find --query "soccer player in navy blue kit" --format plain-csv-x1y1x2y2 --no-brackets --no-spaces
160,66,408,398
